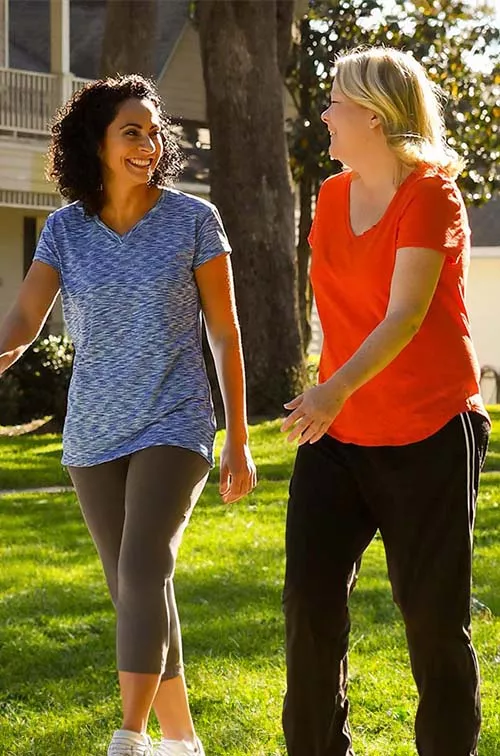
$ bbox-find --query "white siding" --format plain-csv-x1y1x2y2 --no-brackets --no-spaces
467,254,500,374
158,23,206,122
158,21,298,123
0,137,57,195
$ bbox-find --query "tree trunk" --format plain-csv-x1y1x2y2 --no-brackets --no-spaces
295,16,314,353
100,0,157,78
198,0,305,416
297,172,313,350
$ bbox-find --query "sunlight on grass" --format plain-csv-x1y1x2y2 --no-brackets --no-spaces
0,411,499,754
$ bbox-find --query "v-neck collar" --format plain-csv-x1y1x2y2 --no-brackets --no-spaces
93,189,166,243
345,166,421,240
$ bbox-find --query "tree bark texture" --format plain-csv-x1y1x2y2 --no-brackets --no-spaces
297,172,313,350
198,0,305,416
295,16,314,351
100,0,157,78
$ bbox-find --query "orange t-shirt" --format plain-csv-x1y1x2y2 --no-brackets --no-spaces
309,164,488,446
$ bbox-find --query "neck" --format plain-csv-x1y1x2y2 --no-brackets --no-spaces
101,181,161,222
348,147,408,196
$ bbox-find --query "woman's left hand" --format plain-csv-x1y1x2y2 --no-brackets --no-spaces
219,439,257,505
281,381,348,445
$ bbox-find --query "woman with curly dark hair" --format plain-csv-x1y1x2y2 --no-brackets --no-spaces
0,75,256,756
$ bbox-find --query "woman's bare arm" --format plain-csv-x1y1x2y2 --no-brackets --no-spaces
195,253,256,503
0,261,60,375
282,246,446,443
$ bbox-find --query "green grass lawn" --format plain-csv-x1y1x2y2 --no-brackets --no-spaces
0,410,499,755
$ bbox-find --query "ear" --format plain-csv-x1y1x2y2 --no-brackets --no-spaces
368,111,381,129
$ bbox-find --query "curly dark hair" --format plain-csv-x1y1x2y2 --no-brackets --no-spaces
46,74,184,215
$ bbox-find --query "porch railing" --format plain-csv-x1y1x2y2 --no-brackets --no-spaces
0,68,91,135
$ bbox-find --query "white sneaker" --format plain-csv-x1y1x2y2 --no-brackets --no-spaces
107,729,154,756
153,736,205,756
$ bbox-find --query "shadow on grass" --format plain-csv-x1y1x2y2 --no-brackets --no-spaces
0,565,404,699
0,470,497,733
0,434,69,491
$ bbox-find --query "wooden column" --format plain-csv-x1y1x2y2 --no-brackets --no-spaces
0,0,9,68
50,0,72,104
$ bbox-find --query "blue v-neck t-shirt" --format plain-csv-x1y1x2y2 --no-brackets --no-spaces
33,188,231,467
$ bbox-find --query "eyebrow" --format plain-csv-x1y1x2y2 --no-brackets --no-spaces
119,122,160,130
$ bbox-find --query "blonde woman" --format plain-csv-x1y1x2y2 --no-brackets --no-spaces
281,47,489,756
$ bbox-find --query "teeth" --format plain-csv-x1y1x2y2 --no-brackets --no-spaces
128,159,151,167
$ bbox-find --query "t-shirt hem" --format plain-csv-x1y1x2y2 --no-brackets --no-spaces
33,252,60,272
327,400,490,447
193,247,231,269
62,439,214,468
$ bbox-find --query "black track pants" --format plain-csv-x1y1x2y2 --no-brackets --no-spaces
282,412,490,756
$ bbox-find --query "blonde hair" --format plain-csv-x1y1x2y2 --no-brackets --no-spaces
334,47,464,179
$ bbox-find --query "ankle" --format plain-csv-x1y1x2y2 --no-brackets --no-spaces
122,722,148,735
160,729,195,743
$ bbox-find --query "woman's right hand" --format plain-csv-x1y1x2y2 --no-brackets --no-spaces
0,261,60,374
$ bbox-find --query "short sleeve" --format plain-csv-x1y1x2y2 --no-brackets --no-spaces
33,215,61,272
396,176,469,262
193,204,232,269
308,172,347,248
308,179,327,248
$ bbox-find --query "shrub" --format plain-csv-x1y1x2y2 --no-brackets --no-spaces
0,335,74,427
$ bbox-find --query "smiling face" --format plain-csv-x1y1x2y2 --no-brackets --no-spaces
321,82,381,167
98,97,164,187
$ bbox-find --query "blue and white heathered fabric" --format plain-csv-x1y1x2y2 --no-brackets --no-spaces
33,189,231,467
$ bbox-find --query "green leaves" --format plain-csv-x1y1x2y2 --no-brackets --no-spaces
287,0,500,205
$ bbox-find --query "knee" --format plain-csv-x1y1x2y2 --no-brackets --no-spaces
283,582,350,639
402,604,471,650
117,551,174,606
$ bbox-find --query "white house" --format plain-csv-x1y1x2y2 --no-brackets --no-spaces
466,198,500,403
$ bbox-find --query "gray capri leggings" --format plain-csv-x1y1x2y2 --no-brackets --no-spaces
68,445,210,679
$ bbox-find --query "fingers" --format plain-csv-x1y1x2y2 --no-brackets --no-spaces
298,420,328,446
221,468,257,505
283,394,303,411
307,422,329,444
281,405,305,433
219,463,230,496
251,466,258,490
286,416,310,443
284,413,329,446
